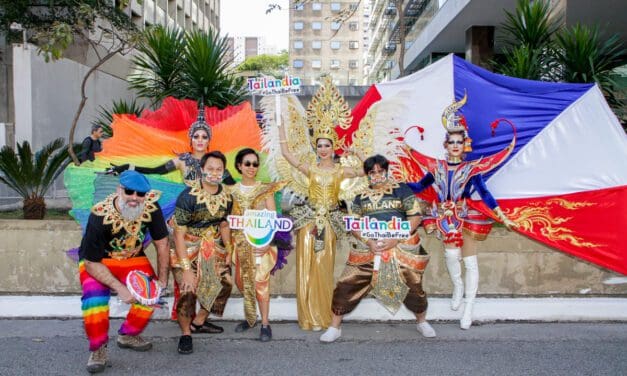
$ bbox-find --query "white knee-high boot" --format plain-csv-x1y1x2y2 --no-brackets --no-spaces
460,255,479,329
444,248,464,311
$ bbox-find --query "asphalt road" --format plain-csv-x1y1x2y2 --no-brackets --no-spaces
0,320,625,376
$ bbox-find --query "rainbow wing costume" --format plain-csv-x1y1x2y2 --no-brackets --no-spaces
64,97,265,232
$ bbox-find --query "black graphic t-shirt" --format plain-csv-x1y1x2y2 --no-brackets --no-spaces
352,182,421,221
79,195,168,262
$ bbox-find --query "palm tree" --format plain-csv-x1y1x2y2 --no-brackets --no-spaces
495,0,561,81
179,29,248,107
129,26,247,108
555,24,626,99
498,45,545,80
128,25,186,107
92,98,146,137
0,139,71,219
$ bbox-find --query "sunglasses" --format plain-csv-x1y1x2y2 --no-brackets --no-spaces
243,161,259,168
447,140,464,145
124,188,147,197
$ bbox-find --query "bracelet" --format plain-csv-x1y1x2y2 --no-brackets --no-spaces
224,243,233,254
179,257,192,271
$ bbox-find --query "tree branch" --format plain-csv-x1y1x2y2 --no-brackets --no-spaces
67,46,125,164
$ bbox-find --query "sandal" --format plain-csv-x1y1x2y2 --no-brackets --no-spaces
190,320,224,334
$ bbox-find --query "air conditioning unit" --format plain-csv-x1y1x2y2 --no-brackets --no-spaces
384,4,397,17
384,42,396,54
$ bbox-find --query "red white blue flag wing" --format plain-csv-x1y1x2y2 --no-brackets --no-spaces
350,54,627,275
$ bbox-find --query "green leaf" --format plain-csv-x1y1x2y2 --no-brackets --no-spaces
0,139,70,202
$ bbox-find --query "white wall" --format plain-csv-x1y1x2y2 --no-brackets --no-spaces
12,44,135,150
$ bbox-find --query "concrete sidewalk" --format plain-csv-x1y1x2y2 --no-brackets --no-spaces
1,296,626,322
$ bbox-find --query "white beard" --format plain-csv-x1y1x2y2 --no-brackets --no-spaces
119,199,145,221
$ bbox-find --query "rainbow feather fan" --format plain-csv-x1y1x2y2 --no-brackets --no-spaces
64,97,267,232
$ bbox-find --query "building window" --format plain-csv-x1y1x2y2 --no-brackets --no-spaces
349,40,359,49
312,2,322,11
330,59,341,69
330,2,341,12
330,41,341,50
349,22,358,31
331,21,341,30
349,2,359,11
349,59,358,69
349,78,358,85
311,40,322,49
312,21,322,30
293,40,304,50
312,60,322,68
295,3,304,11
293,59,304,68
294,22,304,30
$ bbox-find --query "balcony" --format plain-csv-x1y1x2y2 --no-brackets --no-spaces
384,4,397,17
384,42,396,54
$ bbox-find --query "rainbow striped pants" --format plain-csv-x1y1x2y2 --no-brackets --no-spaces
79,256,155,351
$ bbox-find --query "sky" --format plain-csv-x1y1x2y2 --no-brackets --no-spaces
220,0,289,52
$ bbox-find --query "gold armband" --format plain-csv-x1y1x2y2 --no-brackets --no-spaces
179,257,192,271
224,242,233,254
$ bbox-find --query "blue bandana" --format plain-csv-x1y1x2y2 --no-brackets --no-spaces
119,170,151,193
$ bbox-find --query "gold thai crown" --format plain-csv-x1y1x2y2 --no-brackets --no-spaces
441,92,468,134
441,92,473,152
306,76,352,148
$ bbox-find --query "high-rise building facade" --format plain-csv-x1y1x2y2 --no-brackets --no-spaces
226,36,272,66
289,1,368,86
366,0,626,82
120,0,220,32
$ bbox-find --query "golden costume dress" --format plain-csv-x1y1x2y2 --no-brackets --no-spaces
260,76,409,330
291,164,346,330
229,181,284,327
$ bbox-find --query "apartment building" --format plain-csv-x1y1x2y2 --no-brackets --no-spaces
366,0,626,82
226,36,273,66
289,1,369,86
121,0,220,32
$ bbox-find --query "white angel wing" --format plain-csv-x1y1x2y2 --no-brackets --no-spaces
260,95,314,197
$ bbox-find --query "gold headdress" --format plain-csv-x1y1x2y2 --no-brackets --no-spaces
260,79,409,202
306,76,352,148
441,92,472,152
188,99,212,140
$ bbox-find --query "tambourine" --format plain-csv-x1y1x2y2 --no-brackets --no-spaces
126,270,162,306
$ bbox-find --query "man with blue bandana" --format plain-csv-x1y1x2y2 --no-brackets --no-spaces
79,170,170,373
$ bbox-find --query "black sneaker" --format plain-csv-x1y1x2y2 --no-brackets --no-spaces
259,325,272,342
234,320,252,333
177,335,193,354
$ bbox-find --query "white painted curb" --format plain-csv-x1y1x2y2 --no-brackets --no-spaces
1,296,626,321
